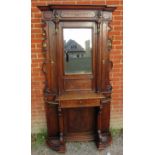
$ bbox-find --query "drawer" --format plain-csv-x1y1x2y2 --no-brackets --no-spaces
60,99,100,108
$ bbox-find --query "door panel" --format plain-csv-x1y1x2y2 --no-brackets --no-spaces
64,108,97,134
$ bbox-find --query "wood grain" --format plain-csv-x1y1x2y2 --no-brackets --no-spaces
38,4,116,152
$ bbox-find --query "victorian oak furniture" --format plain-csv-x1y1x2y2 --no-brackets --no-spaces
37,4,116,153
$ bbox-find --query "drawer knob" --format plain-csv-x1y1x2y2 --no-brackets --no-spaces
79,100,83,104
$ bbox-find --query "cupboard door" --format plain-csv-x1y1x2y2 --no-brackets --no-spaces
64,108,97,137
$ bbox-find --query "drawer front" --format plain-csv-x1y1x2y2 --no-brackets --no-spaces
60,99,100,108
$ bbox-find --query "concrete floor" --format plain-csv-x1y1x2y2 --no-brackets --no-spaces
32,134,122,155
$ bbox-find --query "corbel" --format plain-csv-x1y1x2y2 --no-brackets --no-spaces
53,10,60,33
43,11,53,20
96,11,103,33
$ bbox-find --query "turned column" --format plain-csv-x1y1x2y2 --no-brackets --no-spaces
58,106,65,152
97,103,103,145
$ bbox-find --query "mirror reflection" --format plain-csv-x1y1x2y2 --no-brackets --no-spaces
63,28,92,74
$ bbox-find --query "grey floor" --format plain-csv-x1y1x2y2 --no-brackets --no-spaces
32,134,123,155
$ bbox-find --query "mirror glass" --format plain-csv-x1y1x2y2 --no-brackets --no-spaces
63,28,92,74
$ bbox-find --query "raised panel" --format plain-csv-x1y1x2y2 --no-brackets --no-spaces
64,79,92,91
59,10,97,18
64,108,97,134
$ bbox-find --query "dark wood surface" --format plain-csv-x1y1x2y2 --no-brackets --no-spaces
56,92,105,101
38,4,116,11
38,4,116,153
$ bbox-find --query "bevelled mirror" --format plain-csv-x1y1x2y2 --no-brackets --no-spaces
63,28,92,74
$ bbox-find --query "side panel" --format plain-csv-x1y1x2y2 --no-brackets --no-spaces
44,20,59,137
101,102,110,132
49,21,58,94
46,105,59,137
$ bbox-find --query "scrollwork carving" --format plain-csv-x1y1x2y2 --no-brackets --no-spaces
42,61,47,74
41,20,51,96
107,39,112,51
105,84,113,93
43,11,53,20
102,12,112,21
101,98,111,104
103,12,113,96
42,20,47,57
109,60,113,71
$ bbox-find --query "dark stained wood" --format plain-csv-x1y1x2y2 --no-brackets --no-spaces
45,104,59,137
65,132,95,141
56,92,105,101
38,4,116,153
58,106,66,152
64,108,96,133
60,99,100,108
38,4,116,11
64,79,92,91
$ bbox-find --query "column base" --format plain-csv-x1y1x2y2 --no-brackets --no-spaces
96,132,112,150
47,137,66,153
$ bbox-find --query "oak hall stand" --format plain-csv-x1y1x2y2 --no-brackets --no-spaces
38,5,116,153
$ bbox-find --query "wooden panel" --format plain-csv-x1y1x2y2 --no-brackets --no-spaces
101,102,110,132
65,132,95,141
46,104,59,137
59,10,96,18
38,5,116,12
64,79,92,91
56,91,105,101
64,108,97,134
49,21,57,93
60,99,100,108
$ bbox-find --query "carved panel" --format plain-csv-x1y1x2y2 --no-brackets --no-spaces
108,60,113,71
43,11,53,20
102,12,112,21
59,10,97,18
107,39,112,51
101,15,113,94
